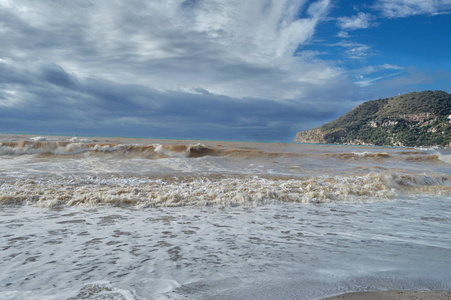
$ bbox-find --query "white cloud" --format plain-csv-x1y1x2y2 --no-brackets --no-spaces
345,46,371,60
333,41,372,60
358,64,404,75
337,31,350,38
354,72,403,87
336,12,376,31
0,0,342,101
350,64,404,87
307,0,332,16
374,0,451,18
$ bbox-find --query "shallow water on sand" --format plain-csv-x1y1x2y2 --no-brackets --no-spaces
0,135,450,299
1,198,450,300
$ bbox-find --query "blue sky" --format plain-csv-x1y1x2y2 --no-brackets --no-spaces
0,0,450,142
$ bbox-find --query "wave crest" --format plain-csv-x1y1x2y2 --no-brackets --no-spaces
1,140,449,164
1,173,449,208
0,141,216,158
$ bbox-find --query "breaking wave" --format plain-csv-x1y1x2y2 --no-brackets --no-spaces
3,140,448,163
0,140,213,158
329,152,390,159
438,153,451,164
1,173,449,208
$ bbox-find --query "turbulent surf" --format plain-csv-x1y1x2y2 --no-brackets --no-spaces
0,135,450,299
0,135,449,208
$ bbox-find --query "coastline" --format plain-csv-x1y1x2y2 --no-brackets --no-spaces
322,290,451,300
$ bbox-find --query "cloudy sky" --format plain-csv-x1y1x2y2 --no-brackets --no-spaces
1,0,450,141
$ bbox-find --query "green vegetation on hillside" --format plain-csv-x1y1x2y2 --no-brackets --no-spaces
317,91,451,147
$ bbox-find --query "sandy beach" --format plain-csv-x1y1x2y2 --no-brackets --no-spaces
323,290,451,299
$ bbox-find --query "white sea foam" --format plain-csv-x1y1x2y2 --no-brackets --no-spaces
92,144,125,152
0,142,91,156
437,153,451,164
53,143,91,155
0,173,449,208
415,146,440,151
68,281,138,300
152,143,207,158
352,151,389,157
1,200,450,299
29,136,50,141
67,137,93,143
153,144,187,158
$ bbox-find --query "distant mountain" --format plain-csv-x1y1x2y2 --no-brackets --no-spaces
293,91,451,147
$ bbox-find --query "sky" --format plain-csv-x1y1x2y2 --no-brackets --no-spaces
0,0,450,142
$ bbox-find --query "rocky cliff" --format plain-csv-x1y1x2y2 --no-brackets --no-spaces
293,90,451,147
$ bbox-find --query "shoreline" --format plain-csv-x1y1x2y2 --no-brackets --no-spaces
322,290,451,299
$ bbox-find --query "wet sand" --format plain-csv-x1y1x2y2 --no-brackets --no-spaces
323,290,451,299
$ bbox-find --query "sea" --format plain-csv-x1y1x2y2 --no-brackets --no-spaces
0,134,450,300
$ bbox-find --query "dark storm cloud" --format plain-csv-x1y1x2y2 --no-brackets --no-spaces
0,59,350,141
40,64,78,89
181,0,200,9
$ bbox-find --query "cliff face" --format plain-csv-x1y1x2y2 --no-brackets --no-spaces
293,129,326,144
293,91,451,147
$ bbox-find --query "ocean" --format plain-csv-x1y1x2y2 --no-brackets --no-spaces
0,135,450,299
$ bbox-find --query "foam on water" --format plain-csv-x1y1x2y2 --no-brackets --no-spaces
152,143,207,158
0,173,449,208
29,136,50,141
352,151,389,157
67,137,93,143
67,281,138,300
0,135,450,299
1,200,450,299
438,153,451,164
